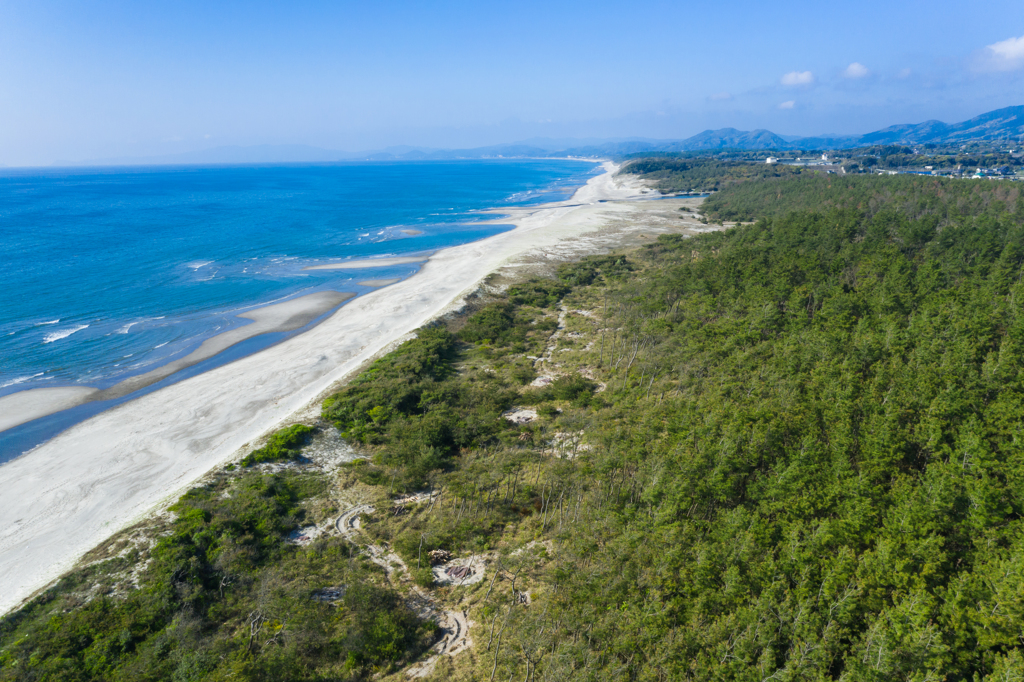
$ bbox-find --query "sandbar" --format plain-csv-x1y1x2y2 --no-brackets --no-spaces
400,229,423,235
0,387,101,434
357,279,400,288
303,255,430,270
100,290,354,400
0,290,354,433
0,162,670,617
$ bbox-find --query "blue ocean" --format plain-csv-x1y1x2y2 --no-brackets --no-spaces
0,159,600,403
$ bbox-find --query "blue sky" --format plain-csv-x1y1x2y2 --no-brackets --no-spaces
1,0,1023,165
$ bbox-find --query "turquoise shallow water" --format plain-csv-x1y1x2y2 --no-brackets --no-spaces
0,159,600,399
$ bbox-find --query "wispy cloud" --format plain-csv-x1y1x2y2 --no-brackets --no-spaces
976,34,1024,71
843,62,870,79
708,91,732,101
781,71,814,86
779,100,796,110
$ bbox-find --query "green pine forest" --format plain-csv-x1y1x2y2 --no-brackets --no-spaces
4,169,1024,680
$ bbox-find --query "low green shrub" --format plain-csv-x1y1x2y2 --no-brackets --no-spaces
507,278,569,308
523,374,598,405
412,567,435,588
239,423,315,467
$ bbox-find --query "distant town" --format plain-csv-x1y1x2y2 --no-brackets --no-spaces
763,144,1023,180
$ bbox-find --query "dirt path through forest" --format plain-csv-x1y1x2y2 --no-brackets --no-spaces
335,502,474,677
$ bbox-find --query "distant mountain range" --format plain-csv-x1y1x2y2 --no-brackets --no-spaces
559,106,1024,155
796,106,1024,149
56,106,1024,167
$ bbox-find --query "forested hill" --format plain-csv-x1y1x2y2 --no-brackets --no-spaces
5,174,1024,680
620,157,806,193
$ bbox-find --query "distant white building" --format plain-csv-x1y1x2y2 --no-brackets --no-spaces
765,157,778,164
821,153,829,161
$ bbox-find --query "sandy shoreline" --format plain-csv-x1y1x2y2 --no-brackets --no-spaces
0,291,355,434
0,162,685,616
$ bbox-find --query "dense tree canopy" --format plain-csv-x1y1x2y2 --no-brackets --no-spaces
620,157,805,193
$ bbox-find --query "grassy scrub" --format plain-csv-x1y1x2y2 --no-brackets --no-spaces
0,465,435,681
239,424,316,467
317,265,624,495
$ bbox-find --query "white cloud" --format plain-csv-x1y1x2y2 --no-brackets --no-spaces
897,68,912,79
708,91,732,101
781,70,814,86
779,100,795,110
843,62,870,79
979,34,1024,71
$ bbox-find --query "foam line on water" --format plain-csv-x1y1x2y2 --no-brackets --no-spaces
42,325,88,344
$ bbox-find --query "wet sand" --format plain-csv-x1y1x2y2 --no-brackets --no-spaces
0,290,354,433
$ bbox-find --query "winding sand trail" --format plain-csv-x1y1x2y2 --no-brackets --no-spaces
335,501,473,677
0,162,656,616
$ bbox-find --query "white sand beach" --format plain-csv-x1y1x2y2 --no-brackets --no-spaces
0,162,685,616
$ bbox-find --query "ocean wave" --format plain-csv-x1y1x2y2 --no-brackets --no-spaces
43,324,89,344
3,319,61,338
116,321,138,334
186,261,214,270
0,372,44,389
